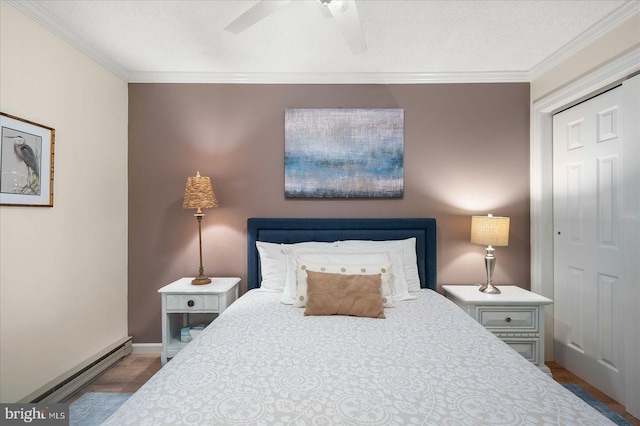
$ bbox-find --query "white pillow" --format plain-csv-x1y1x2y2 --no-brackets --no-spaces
280,241,338,304
256,241,287,292
297,250,392,266
342,246,408,299
296,249,399,294
293,254,396,309
337,238,420,297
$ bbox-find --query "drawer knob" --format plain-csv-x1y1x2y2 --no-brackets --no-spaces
506,317,512,323
187,300,195,307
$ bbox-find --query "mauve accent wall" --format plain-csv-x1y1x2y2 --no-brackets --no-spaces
129,83,530,343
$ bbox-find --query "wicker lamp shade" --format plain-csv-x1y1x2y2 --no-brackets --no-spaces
183,171,218,213
471,215,510,246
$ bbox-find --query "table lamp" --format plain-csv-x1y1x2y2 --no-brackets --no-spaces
471,214,510,294
183,171,218,285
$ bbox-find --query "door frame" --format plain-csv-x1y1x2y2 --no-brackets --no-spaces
530,46,640,415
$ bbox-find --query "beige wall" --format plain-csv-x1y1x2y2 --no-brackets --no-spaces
0,3,128,402
531,13,640,102
129,82,531,343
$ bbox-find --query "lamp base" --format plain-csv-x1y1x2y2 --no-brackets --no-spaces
479,245,501,294
191,214,211,285
192,275,212,285
478,282,501,294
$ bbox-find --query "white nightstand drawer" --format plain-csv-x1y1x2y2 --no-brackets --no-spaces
166,294,219,312
442,285,552,375
503,339,538,364
159,277,240,365
477,307,537,331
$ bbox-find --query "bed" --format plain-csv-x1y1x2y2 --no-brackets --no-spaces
105,218,613,425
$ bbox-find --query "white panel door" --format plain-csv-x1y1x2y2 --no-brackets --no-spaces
553,86,626,402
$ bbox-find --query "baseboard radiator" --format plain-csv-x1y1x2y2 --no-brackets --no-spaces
26,337,133,403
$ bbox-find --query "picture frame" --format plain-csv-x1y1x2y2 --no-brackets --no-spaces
285,108,404,198
1,112,55,207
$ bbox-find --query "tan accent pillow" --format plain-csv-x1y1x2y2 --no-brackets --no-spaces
304,271,385,319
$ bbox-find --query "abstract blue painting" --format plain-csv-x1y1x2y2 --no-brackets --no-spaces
285,109,404,198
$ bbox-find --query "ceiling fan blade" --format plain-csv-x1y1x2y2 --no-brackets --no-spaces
224,0,292,34
326,0,367,54
317,2,333,18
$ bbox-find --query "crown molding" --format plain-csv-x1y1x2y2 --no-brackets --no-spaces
9,0,637,84
6,0,130,81
127,71,530,84
5,0,528,84
529,1,640,80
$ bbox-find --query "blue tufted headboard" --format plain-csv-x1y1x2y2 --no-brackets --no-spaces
247,218,437,291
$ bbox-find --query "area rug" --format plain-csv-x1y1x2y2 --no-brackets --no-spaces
563,383,632,425
69,392,132,426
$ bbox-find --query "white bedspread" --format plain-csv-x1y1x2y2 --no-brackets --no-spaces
105,289,612,425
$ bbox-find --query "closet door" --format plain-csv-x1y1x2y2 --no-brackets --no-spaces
553,84,627,403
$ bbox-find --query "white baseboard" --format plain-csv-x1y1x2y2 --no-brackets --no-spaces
132,343,162,354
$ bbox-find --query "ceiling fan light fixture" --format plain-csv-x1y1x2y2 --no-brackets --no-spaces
332,1,350,13
228,0,365,55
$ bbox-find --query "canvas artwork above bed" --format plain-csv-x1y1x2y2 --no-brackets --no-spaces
284,109,404,199
104,218,615,425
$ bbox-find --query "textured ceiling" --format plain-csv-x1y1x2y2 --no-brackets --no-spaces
8,0,639,82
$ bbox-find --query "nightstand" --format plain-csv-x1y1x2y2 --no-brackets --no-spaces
158,277,240,365
442,285,553,375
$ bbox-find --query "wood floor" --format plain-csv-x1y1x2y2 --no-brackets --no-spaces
546,361,639,425
64,355,639,424
63,354,161,404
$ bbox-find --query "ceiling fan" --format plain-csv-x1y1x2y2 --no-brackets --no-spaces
224,0,367,55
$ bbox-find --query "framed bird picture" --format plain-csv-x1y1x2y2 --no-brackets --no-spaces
0,113,55,207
